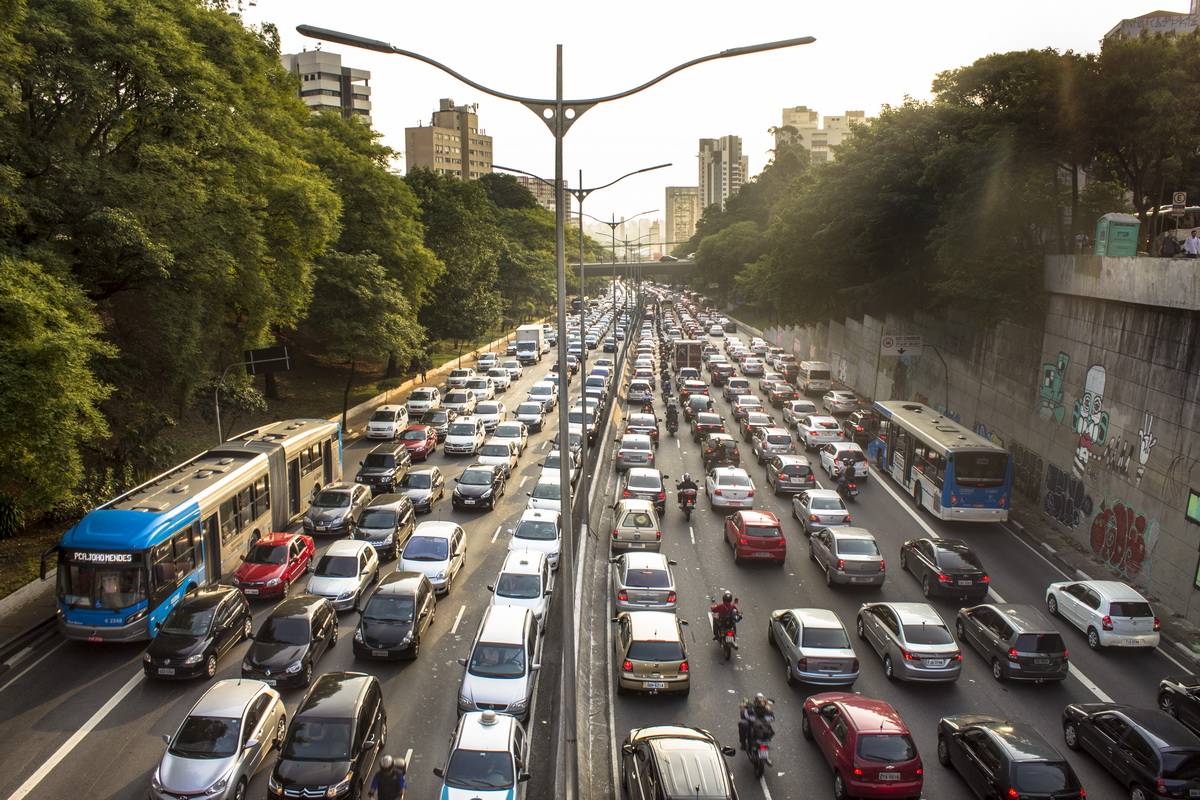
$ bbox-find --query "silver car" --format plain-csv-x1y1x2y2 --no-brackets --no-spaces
151,679,285,800
612,552,678,613
306,539,380,611
768,608,859,686
615,434,655,472
856,601,962,683
302,482,371,536
792,489,851,534
808,527,886,587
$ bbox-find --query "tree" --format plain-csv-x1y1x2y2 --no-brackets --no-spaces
693,221,767,304
479,172,539,210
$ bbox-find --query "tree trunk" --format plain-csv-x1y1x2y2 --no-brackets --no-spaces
341,358,356,434
385,352,397,379
264,371,279,400
1070,164,1080,241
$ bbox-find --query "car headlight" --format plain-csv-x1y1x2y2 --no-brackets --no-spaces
205,775,229,795
286,660,303,674
326,773,353,797
183,653,204,665
508,697,528,713
266,577,281,586
267,774,281,793
435,570,446,580
401,630,413,644
126,608,147,624
354,628,363,642
337,590,355,600
143,652,152,663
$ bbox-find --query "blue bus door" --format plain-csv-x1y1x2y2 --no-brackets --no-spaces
203,515,221,584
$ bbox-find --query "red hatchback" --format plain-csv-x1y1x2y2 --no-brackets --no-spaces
232,533,315,599
724,510,786,565
399,424,437,461
802,692,924,799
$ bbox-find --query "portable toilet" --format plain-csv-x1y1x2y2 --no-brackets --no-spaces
1094,213,1141,257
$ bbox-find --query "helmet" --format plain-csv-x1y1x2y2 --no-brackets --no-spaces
754,692,767,706
380,755,394,770
723,590,733,603
682,473,692,483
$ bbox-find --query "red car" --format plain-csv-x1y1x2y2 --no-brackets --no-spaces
399,424,437,460
232,533,315,598
802,692,924,799
724,510,786,565
768,384,798,407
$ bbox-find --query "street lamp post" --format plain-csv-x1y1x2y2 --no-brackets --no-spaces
295,25,815,800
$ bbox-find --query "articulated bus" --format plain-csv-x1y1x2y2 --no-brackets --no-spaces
48,419,342,642
866,401,1012,522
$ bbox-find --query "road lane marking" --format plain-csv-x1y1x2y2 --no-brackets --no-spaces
520,476,529,488
491,524,502,543
759,775,774,800
0,640,64,694
403,747,413,769
689,526,695,545
7,669,145,800
450,604,466,635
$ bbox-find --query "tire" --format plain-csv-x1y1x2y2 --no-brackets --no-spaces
955,620,966,639
410,634,421,659
205,654,218,679
856,617,866,640
833,772,849,800
330,623,339,647
921,575,932,598
243,618,253,641
1047,594,1059,616
825,567,834,587
768,624,776,648
991,659,1004,682
1131,785,1151,800
801,712,813,740
301,662,312,687
898,549,907,571
913,484,922,510
753,757,764,779
722,638,733,661
937,735,952,767
232,779,247,800
1087,627,1102,650
1160,691,1179,718
274,717,287,748
784,650,797,686
1063,721,1080,750
883,655,895,681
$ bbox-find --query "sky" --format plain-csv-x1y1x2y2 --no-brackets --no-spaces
244,0,1182,232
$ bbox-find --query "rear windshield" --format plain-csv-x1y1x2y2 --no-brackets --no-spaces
625,569,670,588
1162,752,1200,780
1110,601,1153,618
902,624,954,645
621,511,655,528
807,369,831,380
781,465,812,476
937,548,982,570
809,496,845,511
720,474,752,487
857,734,916,763
1014,633,1066,653
1014,763,1079,793
766,435,792,445
627,474,660,490
746,526,782,539
836,450,866,463
628,641,684,662
953,452,1009,487
623,439,651,451
802,627,850,649
836,539,880,556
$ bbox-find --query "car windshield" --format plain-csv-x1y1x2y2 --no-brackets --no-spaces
444,749,514,791
836,539,880,556
480,444,510,458
315,555,358,578
246,543,288,565
532,482,561,500
411,390,433,399
363,595,415,623
628,641,684,661
857,734,916,763
1109,601,1153,617
422,411,448,424
448,423,477,436
401,472,432,490
460,469,493,486
363,453,395,468
450,370,470,378
627,474,661,490
359,509,397,528
404,536,449,561
809,496,846,511
1014,763,1079,792
170,716,240,759
312,490,350,508
477,403,500,415
496,573,542,600
952,451,1009,487
515,520,557,541
1014,633,1066,653
282,720,352,761
625,569,670,588
160,605,215,637
496,425,522,437
902,623,954,645
468,643,527,677
801,626,850,649
517,404,542,415
446,393,469,404
400,429,428,441
257,615,310,645
370,410,397,422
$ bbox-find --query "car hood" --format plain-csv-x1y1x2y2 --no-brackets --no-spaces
147,631,208,660
511,538,559,557
307,508,349,524
445,435,478,445
400,558,449,578
455,483,494,498
307,575,360,596
274,758,354,788
516,412,541,421
401,488,433,503
359,617,414,647
235,562,285,583
357,466,395,477
158,753,236,794
356,526,395,541
246,641,308,669
462,673,530,706
403,440,431,451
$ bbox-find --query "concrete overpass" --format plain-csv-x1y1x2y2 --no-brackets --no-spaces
577,258,695,279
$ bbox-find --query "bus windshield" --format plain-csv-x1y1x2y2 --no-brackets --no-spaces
59,563,145,611
953,452,1009,487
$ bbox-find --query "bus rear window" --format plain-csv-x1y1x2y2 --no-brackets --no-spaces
953,452,1009,487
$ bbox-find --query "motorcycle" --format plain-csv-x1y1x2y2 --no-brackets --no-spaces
709,605,743,661
677,487,697,519
836,479,860,503
666,413,679,438
746,715,776,778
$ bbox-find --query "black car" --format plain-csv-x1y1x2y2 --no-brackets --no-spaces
1159,677,1200,735
1063,703,1200,799
452,463,507,511
938,715,1083,799
956,604,1069,682
242,595,337,688
270,672,386,800
765,454,816,495
842,408,880,447
419,408,457,442
352,493,416,560
143,587,251,680
621,469,669,516
353,571,436,660
899,537,990,601
354,442,412,495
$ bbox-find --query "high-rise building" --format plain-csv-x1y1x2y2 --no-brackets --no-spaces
664,186,701,250
1104,0,1199,39
280,49,372,124
698,136,748,212
775,106,869,163
404,99,493,180
512,174,572,215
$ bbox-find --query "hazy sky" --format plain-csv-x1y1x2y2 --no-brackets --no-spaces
245,0,1180,228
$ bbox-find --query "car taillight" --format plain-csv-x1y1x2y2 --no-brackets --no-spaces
915,766,924,776
655,530,662,540
1154,617,1162,631
657,491,666,501
666,591,676,603
747,490,755,497
622,489,631,497
1007,788,1020,799
844,514,853,523
617,590,628,602
901,648,916,661
981,575,990,583
612,529,619,539
952,652,963,661
1102,615,1113,631
714,488,723,496
851,767,863,777
938,573,952,584
879,559,886,571
809,514,819,521
797,657,808,671
622,659,633,671
837,559,845,570
739,537,749,546
853,425,863,431
679,661,689,672
1063,649,1069,659
1008,648,1019,659
850,658,859,671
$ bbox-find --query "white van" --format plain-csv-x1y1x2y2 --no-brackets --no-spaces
799,361,832,396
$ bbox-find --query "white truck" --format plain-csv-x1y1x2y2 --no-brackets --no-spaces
516,324,544,365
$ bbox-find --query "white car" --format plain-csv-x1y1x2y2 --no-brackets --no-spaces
514,402,545,433
306,539,379,611
435,712,529,800
508,508,562,570
783,400,820,428
446,367,476,388
1045,580,1160,650
466,377,496,401
400,521,466,594
501,359,524,380
627,380,653,404
709,325,724,337
819,442,870,480
444,416,486,455
366,404,408,440
477,438,519,477
457,606,541,720
492,420,529,454
406,387,441,416
705,467,755,510
443,389,478,415
822,390,859,415
526,473,562,512
476,352,499,370
475,400,508,432
527,381,558,412
796,414,845,451
486,367,513,391
740,357,765,376
542,448,578,487
489,549,553,627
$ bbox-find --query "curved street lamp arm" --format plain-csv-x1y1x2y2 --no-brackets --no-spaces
584,164,672,198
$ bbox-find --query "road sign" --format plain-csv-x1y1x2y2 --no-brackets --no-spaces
1172,191,1188,218
880,334,922,357
243,345,292,376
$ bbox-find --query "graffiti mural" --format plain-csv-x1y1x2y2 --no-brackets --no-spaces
932,403,962,424
1089,500,1160,580
1071,365,1110,479
1011,441,1044,503
974,422,1005,448
1044,462,1094,528
1037,351,1069,423
1100,435,1133,479
1136,412,1157,487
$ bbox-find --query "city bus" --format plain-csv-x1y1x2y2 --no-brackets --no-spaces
866,401,1012,522
47,419,342,642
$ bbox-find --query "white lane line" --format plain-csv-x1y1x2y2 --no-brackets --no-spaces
675,439,681,449
0,640,65,694
450,604,466,635
7,669,145,800
491,524,502,543
689,526,695,545
1041,542,1056,554
520,476,529,488
403,747,413,769
759,775,774,800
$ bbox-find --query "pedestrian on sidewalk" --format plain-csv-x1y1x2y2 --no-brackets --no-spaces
1161,234,1180,258
419,351,431,383
1184,229,1200,259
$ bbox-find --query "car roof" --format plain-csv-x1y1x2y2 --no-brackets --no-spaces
712,467,749,479
375,404,404,412
478,605,531,644
1117,705,1200,746
830,527,876,541
828,442,863,452
297,672,374,719
788,608,845,630
501,549,547,575
413,520,460,539
773,455,811,465
705,433,735,442
409,466,440,476
647,736,729,798
375,571,426,594
402,423,432,433
950,717,1066,762
190,679,267,719
455,711,517,752
326,539,373,557
178,586,237,611
519,508,559,523
366,493,411,510
618,498,655,512
886,602,947,626
627,467,662,480
1082,580,1148,601
804,489,841,499
971,604,1056,632
833,695,908,733
254,532,302,546
269,595,325,620
627,611,682,642
735,510,780,526
762,427,791,436
622,552,670,571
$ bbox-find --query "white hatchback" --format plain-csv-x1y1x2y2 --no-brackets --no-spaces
489,549,553,627
400,521,466,594
796,414,845,451
526,473,562,512
508,508,562,570
444,416,486,455
706,467,755,510
366,405,408,440
1045,579,1160,650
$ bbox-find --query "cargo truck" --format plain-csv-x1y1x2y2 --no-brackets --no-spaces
673,339,704,372
516,324,544,365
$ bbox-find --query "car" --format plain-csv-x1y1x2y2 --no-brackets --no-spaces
477,438,520,478
857,601,962,682
1159,676,1200,734
758,372,785,392
614,611,690,696
700,432,741,470
899,537,989,601
750,426,795,465
738,411,775,442
766,382,798,407
458,605,541,720
501,359,523,380
514,401,546,433
447,367,476,388
722,377,752,402
554,426,585,460
475,400,508,432
819,441,870,480
796,414,846,450
822,390,859,415
632,367,657,389
489,549,554,628
808,527,886,587
768,608,859,686
365,404,408,440
584,374,609,401
405,387,441,416
509,508,562,570
706,466,755,510
151,679,286,800
307,539,380,611
938,714,1080,800
354,441,412,494
611,498,662,553
802,693,924,800
683,393,713,422
143,586,252,680
709,362,736,386
443,389,478,415
232,533,315,599
690,412,725,442
444,415,487,455
620,725,738,800
567,404,599,444
419,408,457,441
792,488,851,533
730,394,764,423
397,423,438,461
679,379,709,403
505,342,518,356
453,463,507,511
302,482,371,536
612,552,678,613
268,672,386,800
353,570,436,660
625,412,659,445
397,466,445,513
842,408,880,446
783,399,820,427
526,472,563,512
740,357,765,376
527,380,558,411
955,603,1068,682
400,521,466,594
242,595,337,688
627,379,654,404
764,454,815,495
621,467,669,515
542,448,578,487
486,367,512,391
476,352,499,370
724,509,786,564
1045,579,1160,650
434,711,531,799
351,493,415,560
615,433,655,471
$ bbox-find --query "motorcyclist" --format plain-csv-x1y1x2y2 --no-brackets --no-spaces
710,590,739,641
368,754,406,800
676,472,698,506
665,403,679,429
739,693,772,751
835,456,855,497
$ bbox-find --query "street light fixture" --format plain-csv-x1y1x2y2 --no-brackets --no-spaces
296,25,816,800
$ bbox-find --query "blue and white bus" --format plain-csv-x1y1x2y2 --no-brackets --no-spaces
866,401,1012,522
48,419,342,642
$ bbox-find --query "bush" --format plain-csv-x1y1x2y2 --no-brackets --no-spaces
376,377,406,391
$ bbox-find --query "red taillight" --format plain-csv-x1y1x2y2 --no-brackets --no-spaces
981,575,990,583
617,590,628,602
879,559,886,571
952,652,963,661
1063,649,1069,659
747,490,755,497
844,514,853,523
657,491,666,501
1008,648,1019,659
915,766,923,776
622,659,633,671
808,514,819,522
797,657,809,670
837,558,845,570
622,489,631,497
612,529,619,539
1154,617,1162,631
901,649,915,661
1102,615,1113,631
739,537,749,546
679,661,689,672
938,573,952,584
714,488,723,496
666,591,676,603
851,767,863,777
1007,788,1020,799
655,530,662,540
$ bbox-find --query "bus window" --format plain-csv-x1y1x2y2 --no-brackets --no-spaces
151,542,179,605
252,476,270,518
953,452,1009,487
220,497,238,543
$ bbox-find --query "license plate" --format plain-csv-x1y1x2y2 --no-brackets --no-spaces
878,772,900,781
87,635,102,643
1189,790,1200,798
925,659,948,668
316,524,327,531
372,650,389,657
1034,658,1049,665
263,679,276,686
1121,638,1141,646
851,576,872,583
643,681,667,689
957,580,973,587
462,499,475,505
754,552,774,558
158,668,175,675
243,588,258,595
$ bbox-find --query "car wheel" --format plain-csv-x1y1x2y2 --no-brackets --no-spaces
883,655,895,681
1087,627,1102,650
1046,594,1059,616
825,567,834,587
955,620,966,639
833,772,849,800
1160,691,1179,718
898,549,907,571
991,659,1004,682
784,651,797,686
410,635,420,660
856,616,866,640
801,712,812,740
274,717,287,748
767,624,776,647
243,618,253,640
921,575,933,598
232,779,247,800
808,540,816,562
1131,785,1151,800
205,654,218,679
301,662,313,687
937,735,952,767
1063,720,1080,750
330,624,339,647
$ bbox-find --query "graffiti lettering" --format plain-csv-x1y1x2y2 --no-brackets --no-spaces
1037,351,1069,423
1100,435,1133,479
932,403,962,424
1090,500,1159,580
1072,365,1109,479
1043,462,1093,529
1011,441,1044,504
1135,412,1157,488
973,422,1005,448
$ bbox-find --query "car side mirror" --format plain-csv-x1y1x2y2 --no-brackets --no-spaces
667,560,678,566
622,743,637,756
244,738,260,750
162,734,172,745
531,662,541,671
721,745,737,757
457,658,467,667
544,589,553,596
518,772,531,783
433,767,445,778
487,585,495,593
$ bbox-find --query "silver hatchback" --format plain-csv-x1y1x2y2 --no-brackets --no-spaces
792,489,851,534
856,601,962,683
615,434,655,472
612,552,678,613
768,608,859,686
808,527,886,587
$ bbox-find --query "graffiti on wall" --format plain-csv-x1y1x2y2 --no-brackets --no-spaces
1011,440,1044,503
1037,351,1069,423
1071,365,1110,479
933,404,962,424
974,422,1005,448
1136,412,1157,487
1044,462,1094,528
1089,499,1160,580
